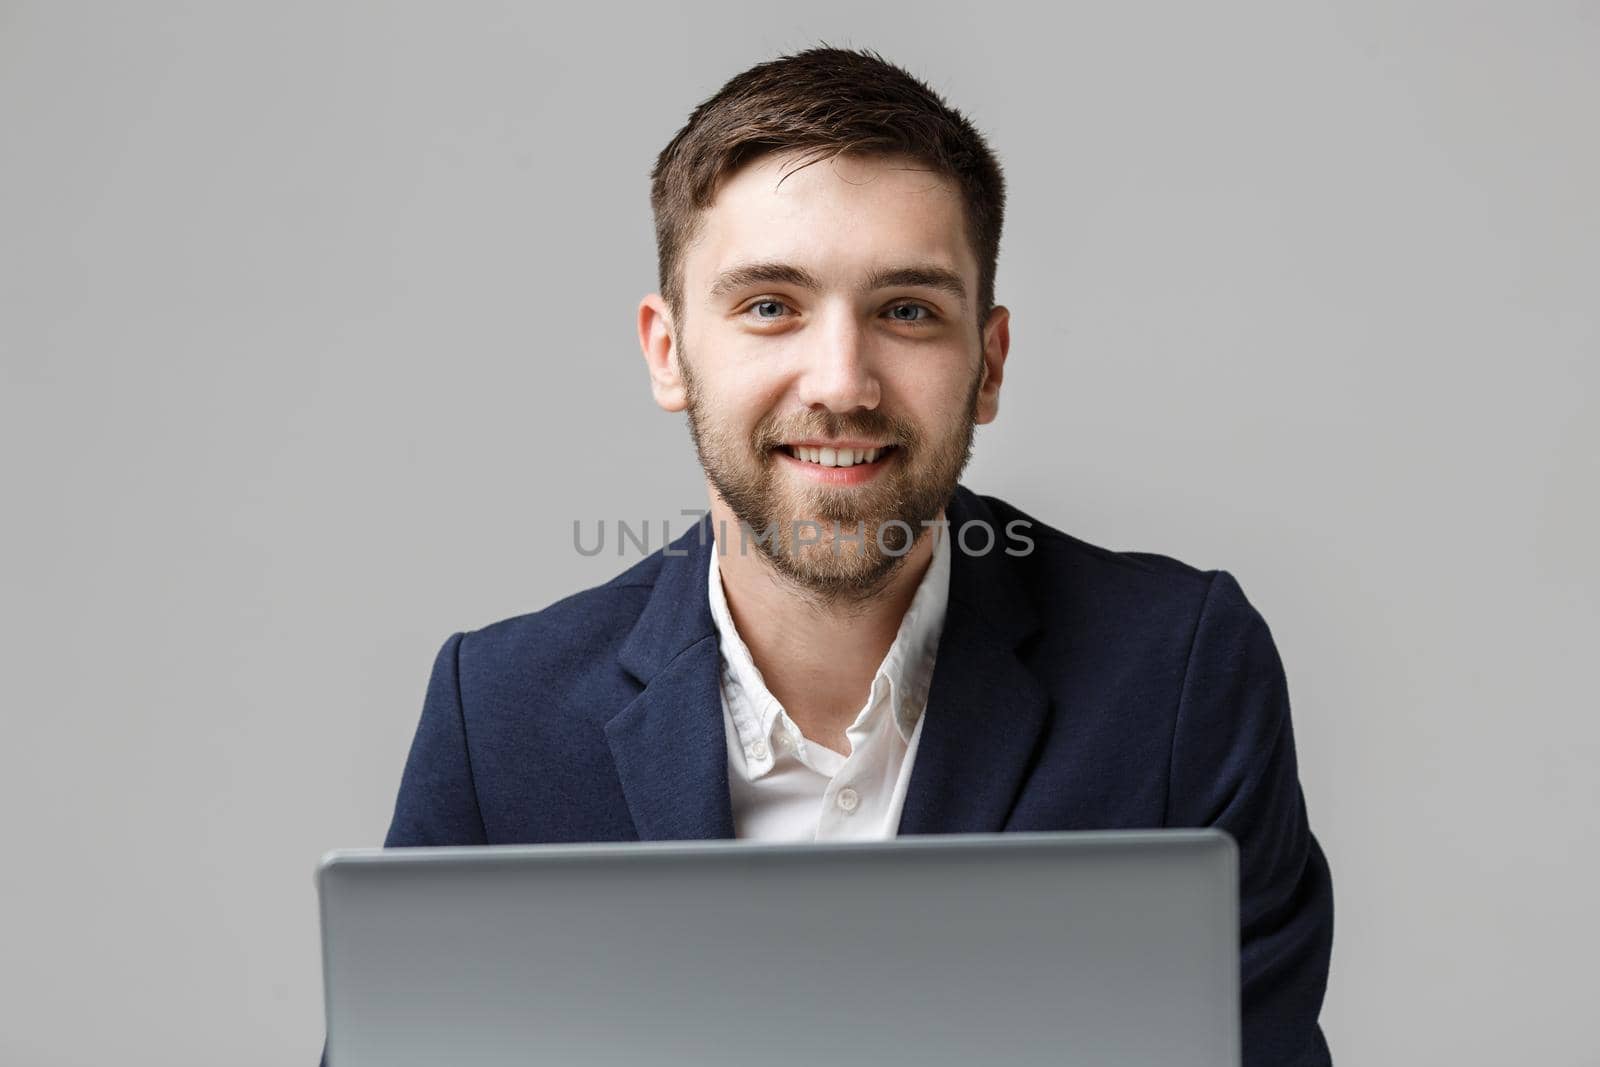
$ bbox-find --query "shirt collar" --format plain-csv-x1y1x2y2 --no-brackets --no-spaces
707,515,951,750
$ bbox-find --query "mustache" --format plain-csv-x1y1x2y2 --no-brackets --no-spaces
756,415,911,450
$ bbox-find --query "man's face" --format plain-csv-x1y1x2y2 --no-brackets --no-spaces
653,150,1006,605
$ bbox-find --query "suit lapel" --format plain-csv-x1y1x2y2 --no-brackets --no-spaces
897,486,1051,835
606,513,735,841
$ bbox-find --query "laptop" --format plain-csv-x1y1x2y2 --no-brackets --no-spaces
317,829,1239,1066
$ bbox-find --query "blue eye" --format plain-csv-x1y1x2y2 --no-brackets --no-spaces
740,299,938,326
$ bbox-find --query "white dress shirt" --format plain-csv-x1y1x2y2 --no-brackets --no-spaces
707,518,951,841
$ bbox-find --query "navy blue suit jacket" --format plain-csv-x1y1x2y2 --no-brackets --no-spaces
346,483,1334,1065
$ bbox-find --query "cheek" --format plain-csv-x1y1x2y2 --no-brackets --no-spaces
724,382,790,440
701,392,773,451
884,376,967,428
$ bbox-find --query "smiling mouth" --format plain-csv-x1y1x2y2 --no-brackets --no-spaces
776,444,899,469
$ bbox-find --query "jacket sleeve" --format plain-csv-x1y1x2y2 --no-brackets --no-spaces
383,631,491,847
1166,570,1335,1067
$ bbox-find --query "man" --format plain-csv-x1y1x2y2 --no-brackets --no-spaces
367,46,1335,1066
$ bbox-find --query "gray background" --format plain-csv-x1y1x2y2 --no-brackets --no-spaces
1,2,1595,1064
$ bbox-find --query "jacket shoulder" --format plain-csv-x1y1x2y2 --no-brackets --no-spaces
453,550,666,692
973,490,1218,603
964,490,1241,706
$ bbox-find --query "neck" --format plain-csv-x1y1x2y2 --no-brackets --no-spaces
707,490,943,745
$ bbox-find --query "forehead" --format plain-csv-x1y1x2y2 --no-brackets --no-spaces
685,150,975,294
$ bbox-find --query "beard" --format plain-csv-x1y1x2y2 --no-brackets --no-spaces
679,340,982,612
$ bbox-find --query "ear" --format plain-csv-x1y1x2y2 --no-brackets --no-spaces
975,305,1010,425
638,293,686,412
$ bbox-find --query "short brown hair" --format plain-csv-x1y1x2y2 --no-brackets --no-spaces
649,45,1006,328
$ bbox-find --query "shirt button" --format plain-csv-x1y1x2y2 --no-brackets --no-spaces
836,787,860,814
775,733,792,750
749,740,768,760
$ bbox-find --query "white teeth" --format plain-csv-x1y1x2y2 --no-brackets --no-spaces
788,445,887,467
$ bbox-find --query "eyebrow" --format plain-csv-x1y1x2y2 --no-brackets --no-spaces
707,261,968,310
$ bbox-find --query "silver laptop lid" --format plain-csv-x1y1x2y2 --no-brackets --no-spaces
319,829,1238,1066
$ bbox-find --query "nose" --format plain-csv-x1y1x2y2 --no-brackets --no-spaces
795,308,881,414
